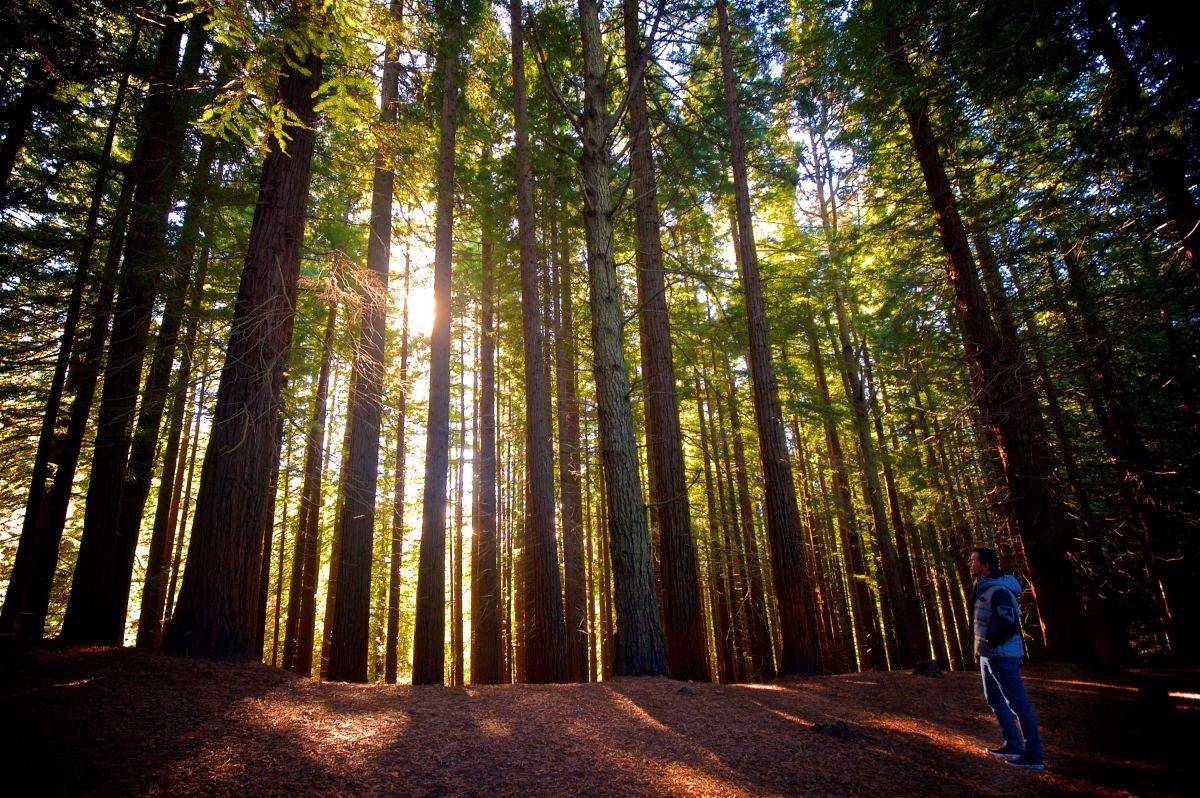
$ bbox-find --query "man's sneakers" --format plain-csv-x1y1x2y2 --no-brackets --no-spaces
986,744,1023,761
1006,754,1046,771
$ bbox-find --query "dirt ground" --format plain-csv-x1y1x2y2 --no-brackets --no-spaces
2,642,1195,796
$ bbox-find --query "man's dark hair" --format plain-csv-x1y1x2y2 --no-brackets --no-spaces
972,546,1002,576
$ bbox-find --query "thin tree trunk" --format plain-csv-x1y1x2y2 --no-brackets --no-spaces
385,254,411,683
554,218,588,682
413,1,465,685
452,325,467,686
272,441,293,665
136,230,214,649
695,378,735,682
285,303,337,674
167,354,210,625
471,224,501,684
510,0,569,683
725,369,776,680
326,0,402,682
804,311,884,669
717,0,818,673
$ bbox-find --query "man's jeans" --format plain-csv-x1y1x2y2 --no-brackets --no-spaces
980,655,1042,761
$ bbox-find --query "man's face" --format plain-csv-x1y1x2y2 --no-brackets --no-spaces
968,551,987,579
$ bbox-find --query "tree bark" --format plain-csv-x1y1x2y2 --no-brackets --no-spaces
136,225,214,649
725,369,776,680
554,217,588,682
161,15,324,661
695,377,736,682
284,303,337,674
0,26,138,635
62,7,209,644
576,0,669,677
717,0,819,674
623,0,710,682
509,0,568,683
326,0,402,683
471,224,501,684
880,17,1094,661
413,2,465,685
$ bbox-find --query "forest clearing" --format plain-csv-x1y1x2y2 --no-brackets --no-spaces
2,0,1198,793
3,642,1195,796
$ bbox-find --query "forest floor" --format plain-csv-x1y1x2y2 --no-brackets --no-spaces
1,642,1195,796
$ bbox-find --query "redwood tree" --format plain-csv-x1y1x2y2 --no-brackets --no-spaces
162,10,325,661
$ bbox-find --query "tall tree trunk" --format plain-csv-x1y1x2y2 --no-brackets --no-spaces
120,136,220,646
576,0,669,677
1058,245,1190,656
804,310,884,669
880,18,1094,661
8,169,136,638
471,224,501,684
256,416,285,658
326,0,402,682
161,14,324,661
452,326,467,685
384,255,411,683
62,8,209,644
284,303,337,674
623,0,710,682
136,229,214,649
413,1,465,685
509,0,569,683
272,440,292,666
706,366,751,680
554,218,588,682
725,369,776,680
717,0,818,673
166,345,211,625
828,280,916,666
0,27,137,635
695,377,736,682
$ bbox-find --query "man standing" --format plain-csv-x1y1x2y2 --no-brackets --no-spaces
969,547,1045,771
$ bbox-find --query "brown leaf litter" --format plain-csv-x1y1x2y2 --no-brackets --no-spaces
1,641,1194,796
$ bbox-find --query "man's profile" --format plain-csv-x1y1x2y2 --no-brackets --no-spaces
969,547,1044,771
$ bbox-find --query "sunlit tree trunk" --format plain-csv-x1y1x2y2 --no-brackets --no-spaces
413,1,465,685
327,1,402,681
284,304,337,674
576,0,668,677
